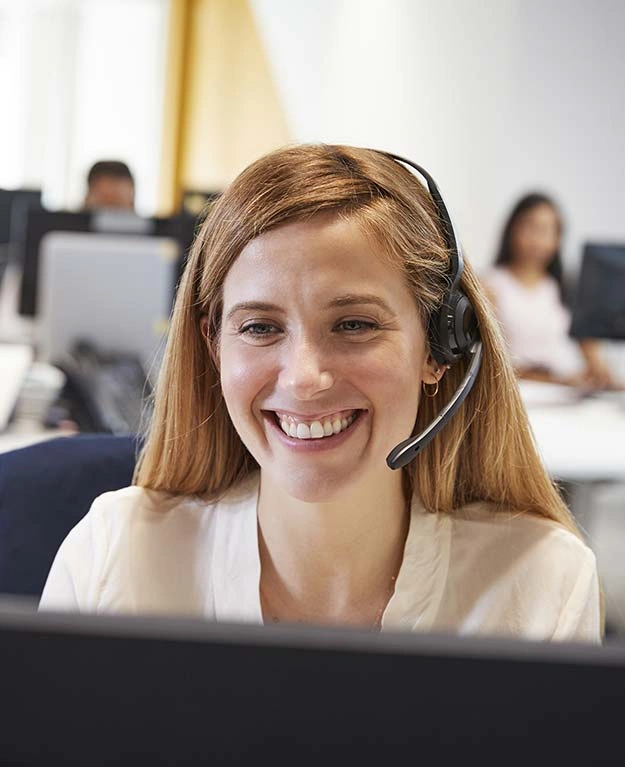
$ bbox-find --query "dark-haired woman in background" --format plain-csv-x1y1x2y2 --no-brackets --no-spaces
484,193,617,389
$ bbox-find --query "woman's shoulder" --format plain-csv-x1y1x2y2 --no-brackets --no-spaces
76,486,210,547
449,501,595,574
434,502,599,641
39,475,260,613
85,474,259,534
88,484,211,519
453,500,589,541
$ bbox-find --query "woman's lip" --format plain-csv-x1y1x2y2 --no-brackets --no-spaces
264,408,362,421
263,410,366,450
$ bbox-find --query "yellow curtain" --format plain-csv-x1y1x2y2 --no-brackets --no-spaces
158,0,290,213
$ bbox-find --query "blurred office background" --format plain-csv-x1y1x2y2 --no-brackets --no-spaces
2,0,624,263
0,0,624,629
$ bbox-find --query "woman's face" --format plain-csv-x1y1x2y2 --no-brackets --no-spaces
509,203,560,268
217,214,436,503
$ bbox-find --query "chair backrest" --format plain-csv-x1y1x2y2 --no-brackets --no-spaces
0,434,137,598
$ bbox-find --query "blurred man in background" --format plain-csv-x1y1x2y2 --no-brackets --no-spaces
84,160,135,211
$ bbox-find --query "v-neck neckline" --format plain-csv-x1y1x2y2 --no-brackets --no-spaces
210,475,451,631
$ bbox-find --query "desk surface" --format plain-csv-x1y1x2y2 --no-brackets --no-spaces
521,382,625,483
0,420,75,455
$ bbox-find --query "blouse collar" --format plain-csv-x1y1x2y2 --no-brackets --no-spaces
381,496,451,631
210,475,451,630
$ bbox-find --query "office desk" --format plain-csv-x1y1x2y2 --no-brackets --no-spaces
0,421,75,455
520,382,625,532
0,263,38,347
1,262,75,453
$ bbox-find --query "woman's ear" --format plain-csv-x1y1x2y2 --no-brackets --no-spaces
200,315,220,368
200,315,210,343
421,352,448,384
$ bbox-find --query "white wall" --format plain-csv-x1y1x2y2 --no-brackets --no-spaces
0,0,169,216
0,1,52,189
509,0,625,268
67,0,169,215
250,0,625,274
2,0,622,255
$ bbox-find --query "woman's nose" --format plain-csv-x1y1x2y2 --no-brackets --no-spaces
277,339,334,400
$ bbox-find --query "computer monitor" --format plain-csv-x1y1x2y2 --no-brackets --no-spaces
0,189,16,244
38,231,179,374
19,209,96,316
0,247,8,288
17,209,198,317
0,601,623,765
0,188,42,245
570,243,625,340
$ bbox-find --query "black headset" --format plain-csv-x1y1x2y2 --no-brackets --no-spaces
379,152,483,470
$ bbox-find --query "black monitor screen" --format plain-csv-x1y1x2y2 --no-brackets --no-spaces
0,188,42,245
17,209,198,317
18,210,93,316
570,243,625,340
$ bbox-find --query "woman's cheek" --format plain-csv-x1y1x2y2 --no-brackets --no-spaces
221,348,274,412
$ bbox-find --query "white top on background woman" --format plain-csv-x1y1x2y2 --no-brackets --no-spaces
40,145,601,642
483,193,616,388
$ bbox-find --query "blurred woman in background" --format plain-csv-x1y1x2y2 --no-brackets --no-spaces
484,193,617,389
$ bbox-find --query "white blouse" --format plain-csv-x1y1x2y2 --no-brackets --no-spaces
39,474,601,643
484,267,585,379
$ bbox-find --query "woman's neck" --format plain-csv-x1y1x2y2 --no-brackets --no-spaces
257,475,409,627
506,262,548,287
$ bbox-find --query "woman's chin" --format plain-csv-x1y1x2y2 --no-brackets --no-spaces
266,465,363,505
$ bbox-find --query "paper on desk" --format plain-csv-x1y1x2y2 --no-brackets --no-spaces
0,343,33,431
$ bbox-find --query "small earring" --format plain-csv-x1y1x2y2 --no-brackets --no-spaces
422,380,439,398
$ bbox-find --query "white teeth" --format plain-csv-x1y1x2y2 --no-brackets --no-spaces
278,412,358,441
310,421,324,439
296,422,311,439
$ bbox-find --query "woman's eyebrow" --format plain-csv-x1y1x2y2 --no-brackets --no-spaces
225,295,394,322
224,301,284,322
327,294,394,312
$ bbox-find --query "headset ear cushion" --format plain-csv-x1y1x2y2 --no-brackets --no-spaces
429,291,478,365
453,294,478,354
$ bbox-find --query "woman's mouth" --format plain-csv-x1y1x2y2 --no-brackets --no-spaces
272,409,361,440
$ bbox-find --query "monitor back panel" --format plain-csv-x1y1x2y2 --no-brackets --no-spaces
18,209,92,316
38,231,178,374
570,243,625,339
1,608,625,765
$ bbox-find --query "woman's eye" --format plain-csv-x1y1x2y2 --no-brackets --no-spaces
239,322,280,337
335,319,379,333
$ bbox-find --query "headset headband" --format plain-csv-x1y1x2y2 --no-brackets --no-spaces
382,152,463,291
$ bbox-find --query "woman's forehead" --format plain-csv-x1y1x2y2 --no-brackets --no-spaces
222,216,412,307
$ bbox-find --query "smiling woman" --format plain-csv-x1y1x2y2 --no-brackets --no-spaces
214,215,431,506
38,144,601,641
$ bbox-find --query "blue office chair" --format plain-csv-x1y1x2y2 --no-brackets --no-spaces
0,434,137,598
